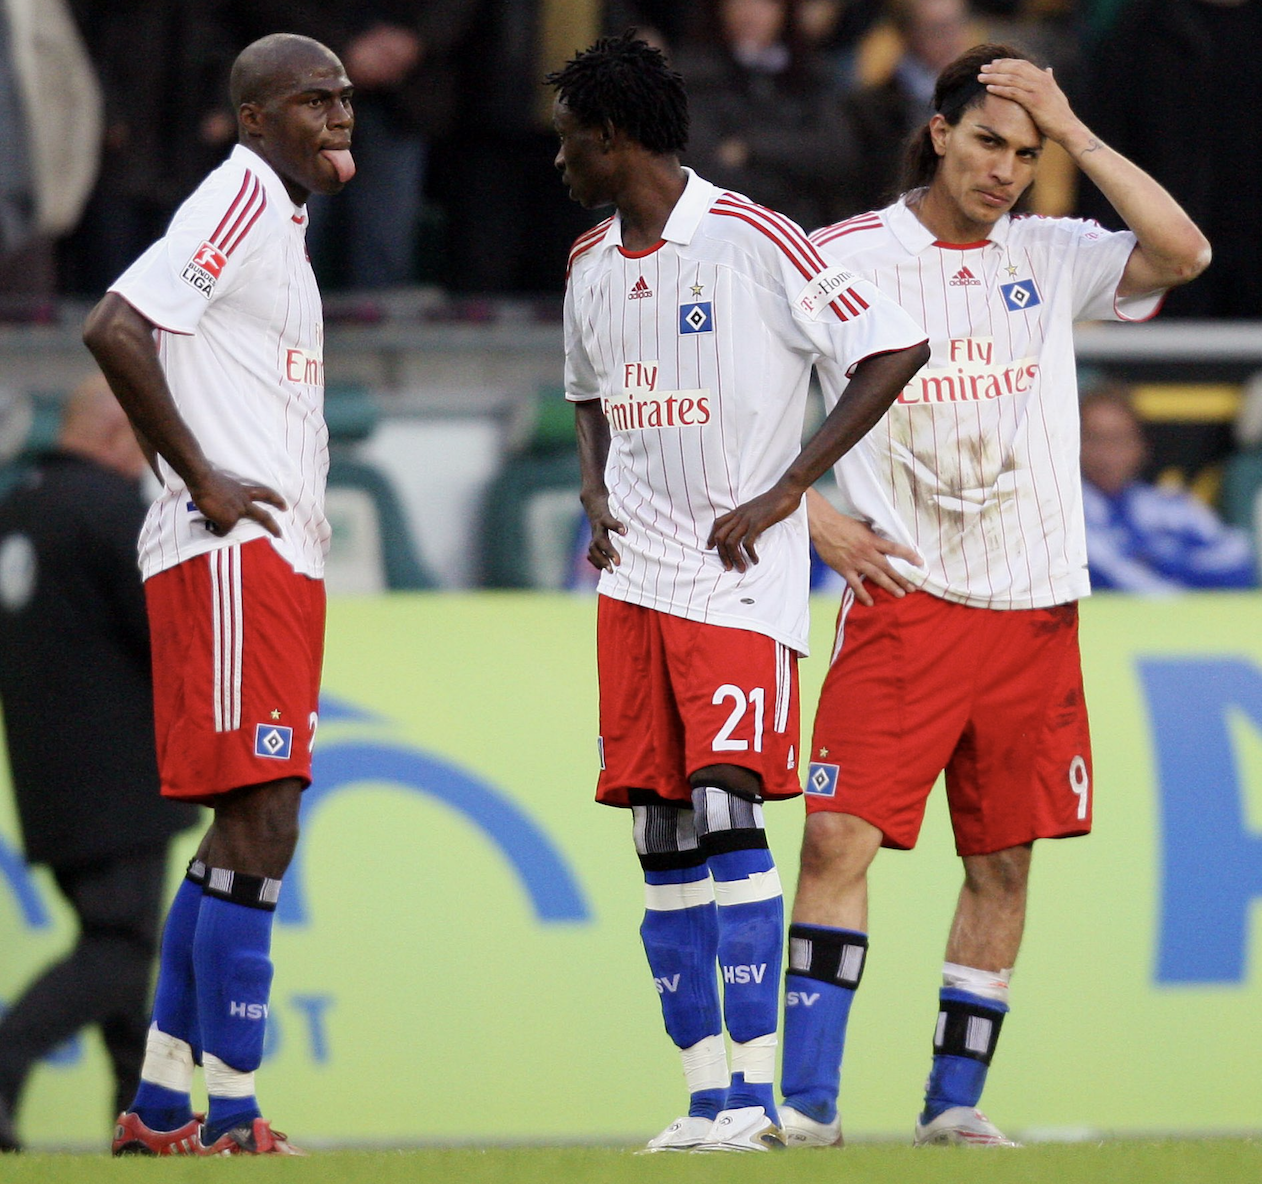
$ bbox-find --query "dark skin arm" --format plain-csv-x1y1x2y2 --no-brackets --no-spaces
83,293,285,537
576,398,626,571
708,341,930,572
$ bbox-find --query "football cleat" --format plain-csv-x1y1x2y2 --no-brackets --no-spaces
112,1111,203,1156
695,1105,786,1152
639,1115,715,1153
198,1117,305,1156
914,1106,1020,1147
780,1104,844,1147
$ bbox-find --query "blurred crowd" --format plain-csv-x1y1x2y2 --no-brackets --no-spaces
1,0,1258,315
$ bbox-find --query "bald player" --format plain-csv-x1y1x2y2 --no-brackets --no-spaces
84,33,354,1157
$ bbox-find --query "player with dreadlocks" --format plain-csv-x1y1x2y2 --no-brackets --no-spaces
548,33,929,1152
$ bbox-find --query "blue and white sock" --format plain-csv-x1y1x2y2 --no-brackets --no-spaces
640,863,727,1117
194,869,281,1143
694,787,783,1119
780,923,868,1125
130,860,205,1131
921,963,1010,1123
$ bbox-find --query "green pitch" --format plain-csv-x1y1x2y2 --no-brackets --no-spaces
2,1141,1260,1184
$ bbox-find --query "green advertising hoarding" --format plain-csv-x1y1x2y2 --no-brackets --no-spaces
1,592,1259,1147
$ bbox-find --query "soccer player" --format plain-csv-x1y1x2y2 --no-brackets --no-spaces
549,33,929,1152
82,33,355,1157
773,45,1210,1146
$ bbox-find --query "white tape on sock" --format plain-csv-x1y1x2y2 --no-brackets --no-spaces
942,961,1012,1006
139,1025,194,1094
203,1053,256,1099
730,1033,777,1083
680,1034,729,1093
712,867,782,907
644,877,715,911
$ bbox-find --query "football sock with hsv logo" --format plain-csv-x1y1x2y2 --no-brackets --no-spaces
129,860,205,1131
194,869,281,1143
634,805,727,1119
921,962,1010,1122
779,923,868,1124
694,786,783,1118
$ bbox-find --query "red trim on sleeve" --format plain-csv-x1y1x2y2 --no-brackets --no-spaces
843,338,930,379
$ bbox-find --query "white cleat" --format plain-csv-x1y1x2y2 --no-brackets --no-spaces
780,1104,844,1147
913,1106,1021,1147
639,1115,715,1153
695,1106,786,1152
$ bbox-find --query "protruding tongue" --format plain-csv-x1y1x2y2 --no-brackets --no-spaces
321,149,356,183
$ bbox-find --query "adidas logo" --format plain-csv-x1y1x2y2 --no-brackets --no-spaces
949,266,981,287
629,275,653,299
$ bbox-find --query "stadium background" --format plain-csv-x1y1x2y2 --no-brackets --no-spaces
1,0,1261,1156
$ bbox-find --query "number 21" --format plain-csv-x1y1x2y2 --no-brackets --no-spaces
712,684,765,753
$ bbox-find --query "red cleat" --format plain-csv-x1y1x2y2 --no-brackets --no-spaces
112,1111,203,1156
198,1117,305,1155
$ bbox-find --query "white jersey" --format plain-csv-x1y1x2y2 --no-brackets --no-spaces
564,169,927,653
811,197,1163,609
111,145,330,581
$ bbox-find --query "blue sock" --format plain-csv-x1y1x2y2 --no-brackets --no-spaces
194,879,277,1142
780,924,868,1125
641,864,725,1119
921,988,1008,1123
130,867,205,1130
129,1082,195,1134
708,845,782,1116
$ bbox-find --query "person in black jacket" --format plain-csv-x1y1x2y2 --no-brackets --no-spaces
0,372,198,1152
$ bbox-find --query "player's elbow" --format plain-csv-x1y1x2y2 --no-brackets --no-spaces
1168,231,1213,287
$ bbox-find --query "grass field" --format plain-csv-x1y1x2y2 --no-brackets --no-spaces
1,1140,1260,1184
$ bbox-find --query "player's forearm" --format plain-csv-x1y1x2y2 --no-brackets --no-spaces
780,343,928,496
83,294,213,489
1059,124,1210,289
575,398,612,508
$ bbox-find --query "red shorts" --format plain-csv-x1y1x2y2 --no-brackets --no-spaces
805,587,1092,856
595,596,802,807
146,539,325,803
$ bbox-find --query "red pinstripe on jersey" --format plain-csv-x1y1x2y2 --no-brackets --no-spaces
566,217,614,280
714,195,869,322
208,172,268,257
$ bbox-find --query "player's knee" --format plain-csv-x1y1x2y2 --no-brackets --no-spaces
631,802,702,871
798,813,881,885
963,843,1033,899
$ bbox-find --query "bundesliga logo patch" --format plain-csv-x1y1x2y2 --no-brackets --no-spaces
182,241,227,298
806,762,839,797
1000,278,1042,312
679,301,713,334
254,723,293,760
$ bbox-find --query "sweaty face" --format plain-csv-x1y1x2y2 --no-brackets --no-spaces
929,95,1042,238
553,99,615,210
249,58,355,205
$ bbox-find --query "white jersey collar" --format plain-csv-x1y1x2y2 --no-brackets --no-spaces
230,144,306,218
604,167,721,252
887,192,1012,254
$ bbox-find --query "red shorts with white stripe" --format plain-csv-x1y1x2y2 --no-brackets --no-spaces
595,596,802,807
805,587,1092,856
145,539,325,803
